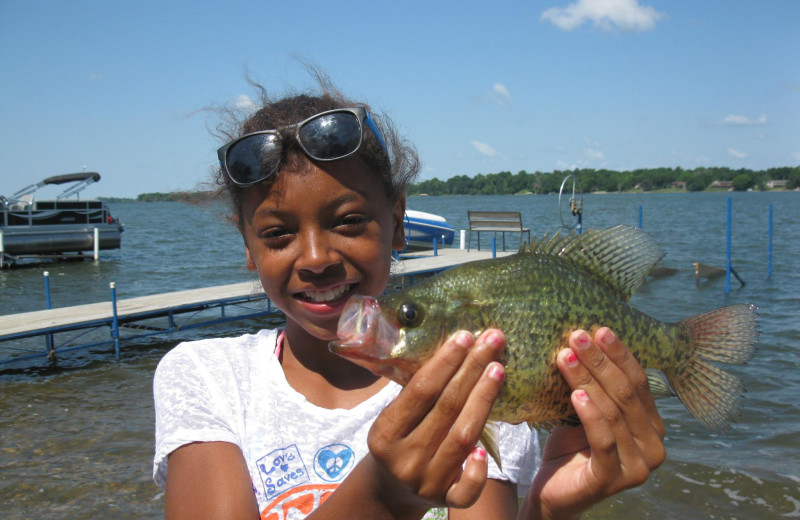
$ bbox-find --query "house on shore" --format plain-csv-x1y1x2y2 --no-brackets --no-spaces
766,179,788,189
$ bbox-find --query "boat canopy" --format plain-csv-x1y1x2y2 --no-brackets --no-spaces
43,172,101,185
11,172,101,200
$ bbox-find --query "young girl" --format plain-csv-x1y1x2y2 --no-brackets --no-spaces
153,77,665,519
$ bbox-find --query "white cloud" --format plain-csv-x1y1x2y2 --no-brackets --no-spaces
491,83,512,105
232,94,258,113
584,148,604,160
723,113,767,126
541,0,666,32
470,141,499,157
88,73,103,81
728,148,748,159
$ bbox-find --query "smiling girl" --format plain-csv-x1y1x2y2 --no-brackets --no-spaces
153,74,665,520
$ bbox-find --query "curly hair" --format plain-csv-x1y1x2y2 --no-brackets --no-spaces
212,70,420,222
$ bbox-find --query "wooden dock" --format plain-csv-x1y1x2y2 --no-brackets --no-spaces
0,281,264,338
0,247,513,364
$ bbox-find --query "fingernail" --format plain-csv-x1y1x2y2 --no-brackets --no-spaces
576,390,589,402
485,330,504,349
599,329,617,348
487,363,505,382
455,331,473,348
471,446,487,461
574,331,591,350
566,350,579,368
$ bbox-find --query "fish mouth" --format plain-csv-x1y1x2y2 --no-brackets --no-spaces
329,294,398,360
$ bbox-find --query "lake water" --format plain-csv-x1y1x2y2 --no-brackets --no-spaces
1,191,799,519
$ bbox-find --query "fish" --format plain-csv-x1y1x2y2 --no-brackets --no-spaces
330,225,758,462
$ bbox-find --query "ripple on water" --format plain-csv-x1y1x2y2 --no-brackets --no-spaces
572,458,800,519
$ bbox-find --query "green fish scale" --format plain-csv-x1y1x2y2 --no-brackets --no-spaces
383,252,688,427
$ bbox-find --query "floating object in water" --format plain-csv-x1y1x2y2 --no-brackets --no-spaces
694,262,745,288
648,264,681,278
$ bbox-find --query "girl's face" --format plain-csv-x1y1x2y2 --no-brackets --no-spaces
238,156,405,342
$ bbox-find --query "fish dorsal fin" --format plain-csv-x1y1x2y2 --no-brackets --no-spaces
522,225,664,300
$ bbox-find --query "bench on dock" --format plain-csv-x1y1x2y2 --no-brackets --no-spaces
467,211,530,251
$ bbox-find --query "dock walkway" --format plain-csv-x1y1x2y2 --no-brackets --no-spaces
0,248,512,365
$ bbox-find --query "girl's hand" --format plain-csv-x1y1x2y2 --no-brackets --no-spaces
365,329,507,516
523,327,666,520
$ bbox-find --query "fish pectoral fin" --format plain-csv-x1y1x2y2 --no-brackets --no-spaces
645,368,677,399
479,421,502,471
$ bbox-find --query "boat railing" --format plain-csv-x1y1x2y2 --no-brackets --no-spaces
1,198,113,228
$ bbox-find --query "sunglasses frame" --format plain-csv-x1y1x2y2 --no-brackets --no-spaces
217,106,388,187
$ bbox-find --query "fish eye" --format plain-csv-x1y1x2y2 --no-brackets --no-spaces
397,302,424,328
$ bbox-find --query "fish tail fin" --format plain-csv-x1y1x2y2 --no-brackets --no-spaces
666,304,758,432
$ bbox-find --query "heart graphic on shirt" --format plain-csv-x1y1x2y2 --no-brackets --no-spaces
316,447,353,479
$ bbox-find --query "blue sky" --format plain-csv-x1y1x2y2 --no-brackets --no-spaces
1,0,797,198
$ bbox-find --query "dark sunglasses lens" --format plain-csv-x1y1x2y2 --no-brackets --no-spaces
299,112,361,159
226,134,281,184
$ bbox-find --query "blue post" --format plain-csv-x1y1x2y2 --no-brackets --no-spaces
44,271,52,309
491,236,497,259
768,204,773,279
433,236,438,256
577,213,583,235
44,271,53,355
110,282,120,359
638,206,643,229
725,197,732,293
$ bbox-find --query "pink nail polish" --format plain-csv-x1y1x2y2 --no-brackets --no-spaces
576,390,589,402
486,330,504,349
566,351,579,368
488,363,505,382
455,331,473,348
575,331,591,350
472,447,487,461
600,329,617,348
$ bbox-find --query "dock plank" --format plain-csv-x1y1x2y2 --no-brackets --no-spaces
394,248,512,275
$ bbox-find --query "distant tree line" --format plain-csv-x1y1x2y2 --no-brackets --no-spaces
407,166,800,196
99,166,798,201
133,191,220,203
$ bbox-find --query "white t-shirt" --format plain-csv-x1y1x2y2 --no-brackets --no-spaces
153,329,540,519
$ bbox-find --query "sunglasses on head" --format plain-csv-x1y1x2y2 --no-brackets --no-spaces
217,106,389,187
